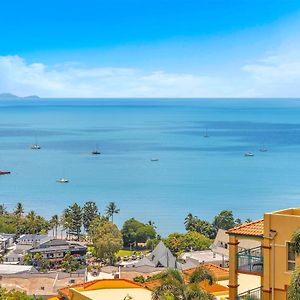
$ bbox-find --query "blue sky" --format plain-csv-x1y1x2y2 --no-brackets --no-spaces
1,0,300,97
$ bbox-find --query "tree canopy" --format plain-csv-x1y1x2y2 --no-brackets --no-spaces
89,217,123,264
152,268,214,300
122,218,156,247
164,231,212,255
83,201,99,232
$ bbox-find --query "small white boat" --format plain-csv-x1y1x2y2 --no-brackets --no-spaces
244,152,254,157
150,158,159,162
57,178,69,183
31,144,41,150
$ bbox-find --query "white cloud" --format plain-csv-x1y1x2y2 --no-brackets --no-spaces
1,51,300,98
0,55,235,98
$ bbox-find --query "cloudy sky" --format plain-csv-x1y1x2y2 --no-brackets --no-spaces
1,0,300,98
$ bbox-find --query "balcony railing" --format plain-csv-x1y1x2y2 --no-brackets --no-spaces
237,286,262,299
237,246,263,274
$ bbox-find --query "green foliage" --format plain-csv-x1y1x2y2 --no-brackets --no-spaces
50,214,60,238
89,217,123,264
152,268,213,300
288,267,300,300
184,213,216,239
83,201,99,232
0,205,49,235
62,203,82,240
164,231,212,255
61,251,80,272
0,288,41,300
146,238,160,250
105,202,120,223
189,267,215,285
212,210,237,231
291,229,300,256
133,275,146,283
122,218,156,247
185,210,244,240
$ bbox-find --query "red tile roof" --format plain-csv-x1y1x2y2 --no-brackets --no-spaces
58,279,144,299
226,219,264,237
183,264,229,281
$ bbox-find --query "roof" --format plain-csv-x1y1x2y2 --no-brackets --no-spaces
200,281,229,295
29,239,86,254
180,250,226,262
183,264,229,281
75,287,152,300
0,264,34,275
226,220,264,238
17,234,50,244
59,279,150,299
135,241,179,269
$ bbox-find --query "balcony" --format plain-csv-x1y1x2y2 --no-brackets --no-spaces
237,286,262,299
237,246,263,274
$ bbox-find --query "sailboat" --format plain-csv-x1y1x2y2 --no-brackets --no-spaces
92,144,101,155
203,128,209,138
259,145,268,152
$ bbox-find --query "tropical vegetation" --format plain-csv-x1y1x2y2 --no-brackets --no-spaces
152,267,214,300
0,287,42,300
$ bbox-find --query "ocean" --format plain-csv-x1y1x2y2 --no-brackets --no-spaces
0,98,300,235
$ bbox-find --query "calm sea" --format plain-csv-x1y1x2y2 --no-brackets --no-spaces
0,98,300,235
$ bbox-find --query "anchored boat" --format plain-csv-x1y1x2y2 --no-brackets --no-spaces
0,170,11,176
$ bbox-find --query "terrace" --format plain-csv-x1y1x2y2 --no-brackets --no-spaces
237,246,263,274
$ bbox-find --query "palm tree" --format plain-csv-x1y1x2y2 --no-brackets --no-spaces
291,229,300,255
14,202,24,216
0,204,7,215
148,220,157,229
184,213,197,231
50,214,60,238
152,268,214,300
105,202,120,224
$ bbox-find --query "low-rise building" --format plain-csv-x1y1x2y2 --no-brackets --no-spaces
17,234,50,246
48,279,152,300
180,249,228,268
0,233,16,255
29,239,87,265
227,207,300,300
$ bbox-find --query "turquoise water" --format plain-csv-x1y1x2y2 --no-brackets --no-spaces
1,98,300,235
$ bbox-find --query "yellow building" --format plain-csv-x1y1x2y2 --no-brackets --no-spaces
49,279,152,300
227,208,300,300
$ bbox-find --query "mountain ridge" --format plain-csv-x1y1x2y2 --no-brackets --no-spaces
0,93,40,99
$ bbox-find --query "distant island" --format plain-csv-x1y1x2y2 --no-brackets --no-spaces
0,93,40,99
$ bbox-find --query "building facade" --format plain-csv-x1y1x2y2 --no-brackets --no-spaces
227,208,300,300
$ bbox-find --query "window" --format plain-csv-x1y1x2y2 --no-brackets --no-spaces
287,242,296,271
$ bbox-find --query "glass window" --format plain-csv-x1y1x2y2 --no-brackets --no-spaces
287,242,296,271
